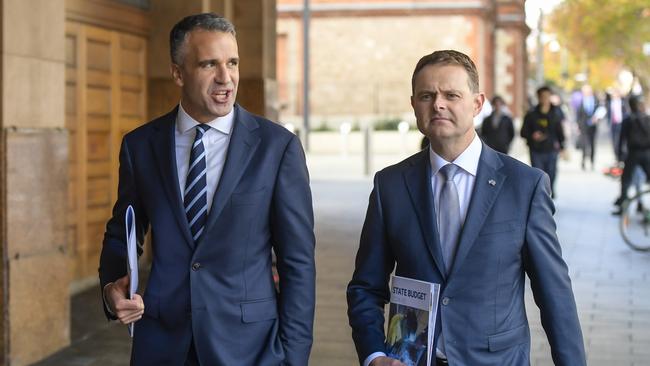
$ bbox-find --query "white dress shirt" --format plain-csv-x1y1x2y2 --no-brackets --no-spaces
364,134,482,366
610,97,623,124
175,103,234,212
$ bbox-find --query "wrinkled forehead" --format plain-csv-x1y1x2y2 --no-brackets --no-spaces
413,64,472,92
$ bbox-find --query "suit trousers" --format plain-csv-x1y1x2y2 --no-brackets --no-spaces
620,149,650,201
529,151,558,196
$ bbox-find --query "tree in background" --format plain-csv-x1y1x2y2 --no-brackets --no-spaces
550,0,650,93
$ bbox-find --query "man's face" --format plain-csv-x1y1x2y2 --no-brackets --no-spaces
411,64,483,143
171,30,239,122
538,91,552,107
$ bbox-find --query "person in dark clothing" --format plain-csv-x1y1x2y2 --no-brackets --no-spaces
480,95,514,154
521,86,565,197
613,96,650,213
577,84,599,170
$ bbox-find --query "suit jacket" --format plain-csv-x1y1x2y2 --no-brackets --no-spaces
347,144,586,366
577,97,598,129
480,113,514,154
99,105,316,366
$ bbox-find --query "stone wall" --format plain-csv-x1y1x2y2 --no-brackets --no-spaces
279,14,487,125
1,0,70,364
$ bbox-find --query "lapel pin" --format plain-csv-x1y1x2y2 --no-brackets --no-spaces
488,179,496,186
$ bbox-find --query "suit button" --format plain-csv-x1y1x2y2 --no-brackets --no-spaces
442,297,450,305
192,262,201,271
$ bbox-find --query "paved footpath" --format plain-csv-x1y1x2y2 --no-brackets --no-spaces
36,137,650,365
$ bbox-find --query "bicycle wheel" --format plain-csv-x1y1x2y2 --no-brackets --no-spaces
620,190,650,251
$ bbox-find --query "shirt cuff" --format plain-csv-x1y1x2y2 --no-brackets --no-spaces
102,283,117,317
363,352,386,366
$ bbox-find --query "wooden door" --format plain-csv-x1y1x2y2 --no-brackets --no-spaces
65,22,147,285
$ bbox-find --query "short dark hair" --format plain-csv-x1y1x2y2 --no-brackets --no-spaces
411,50,479,94
170,13,236,64
629,95,645,114
536,86,553,98
491,95,505,105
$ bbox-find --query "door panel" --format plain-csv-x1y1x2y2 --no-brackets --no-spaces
66,22,148,283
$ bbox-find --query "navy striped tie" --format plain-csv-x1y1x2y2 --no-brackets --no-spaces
184,124,209,243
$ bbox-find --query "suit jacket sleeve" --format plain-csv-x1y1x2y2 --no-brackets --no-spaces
555,111,566,149
521,113,532,141
271,135,316,365
523,173,586,365
347,174,396,364
506,116,515,145
98,137,149,319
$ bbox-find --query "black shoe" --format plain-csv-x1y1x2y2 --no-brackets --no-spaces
637,202,645,213
612,208,622,216
614,197,624,206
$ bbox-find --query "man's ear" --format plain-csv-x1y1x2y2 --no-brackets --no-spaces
410,95,416,110
170,63,183,87
473,92,486,116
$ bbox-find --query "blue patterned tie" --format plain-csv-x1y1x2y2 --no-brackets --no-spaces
184,124,209,243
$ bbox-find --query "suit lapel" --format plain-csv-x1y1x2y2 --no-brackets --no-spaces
150,107,196,249
200,105,261,243
404,150,447,280
448,145,505,278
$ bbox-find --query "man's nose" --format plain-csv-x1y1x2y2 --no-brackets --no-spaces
213,64,230,83
432,95,445,111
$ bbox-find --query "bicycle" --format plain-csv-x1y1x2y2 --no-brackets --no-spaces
619,189,650,251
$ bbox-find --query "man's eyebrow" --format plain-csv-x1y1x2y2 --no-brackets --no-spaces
197,57,239,64
416,90,434,96
197,59,217,65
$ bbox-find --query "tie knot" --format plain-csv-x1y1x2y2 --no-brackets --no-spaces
439,164,458,181
195,124,209,139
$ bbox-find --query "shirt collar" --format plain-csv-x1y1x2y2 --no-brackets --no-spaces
429,134,482,177
176,102,235,135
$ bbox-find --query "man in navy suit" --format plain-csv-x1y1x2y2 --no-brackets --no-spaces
347,50,585,366
99,13,315,365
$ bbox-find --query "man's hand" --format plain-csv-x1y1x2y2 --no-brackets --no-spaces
532,131,547,142
559,149,569,161
369,356,406,366
104,274,144,325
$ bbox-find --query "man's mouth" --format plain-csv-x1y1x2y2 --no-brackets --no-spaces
430,116,451,123
211,90,232,103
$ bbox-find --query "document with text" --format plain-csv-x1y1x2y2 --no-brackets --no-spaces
386,275,441,366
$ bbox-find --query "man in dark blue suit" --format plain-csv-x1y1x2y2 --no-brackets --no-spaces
99,13,315,365
347,50,585,366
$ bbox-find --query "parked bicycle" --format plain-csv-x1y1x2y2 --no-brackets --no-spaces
619,190,650,251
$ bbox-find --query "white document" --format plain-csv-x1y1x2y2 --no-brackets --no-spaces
125,205,139,338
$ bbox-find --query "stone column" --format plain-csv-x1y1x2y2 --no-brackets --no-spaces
147,0,203,119
1,0,69,365
232,0,278,120
148,0,277,121
495,0,529,120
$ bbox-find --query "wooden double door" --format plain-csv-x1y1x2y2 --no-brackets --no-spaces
65,22,147,285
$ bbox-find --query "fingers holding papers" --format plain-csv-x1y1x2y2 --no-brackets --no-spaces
104,275,145,325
